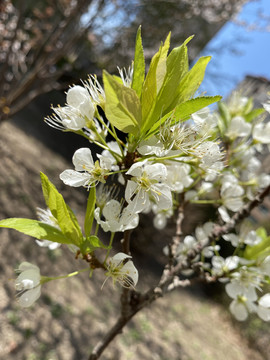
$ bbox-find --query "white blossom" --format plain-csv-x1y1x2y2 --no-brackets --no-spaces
166,163,193,193
227,92,249,114
105,252,138,288
82,75,106,106
46,85,95,131
253,122,270,144
220,174,244,212
152,205,173,230
223,223,262,248
60,148,112,189
211,256,239,276
125,161,172,213
94,200,139,232
15,262,41,307
226,116,251,139
257,293,270,321
35,208,61,250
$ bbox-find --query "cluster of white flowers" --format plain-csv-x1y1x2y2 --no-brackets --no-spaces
7,32,270,326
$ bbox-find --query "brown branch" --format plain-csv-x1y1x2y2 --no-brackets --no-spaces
88,185,270,359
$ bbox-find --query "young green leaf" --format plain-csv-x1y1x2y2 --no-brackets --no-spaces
155,35,192,115
103,70,142,134
146,95,222,138
40,172,83,246
244,108,265,123
140,35,170,133
175,56,211,104
0,218,71,244
132,26,145,98
80,235,109,255
84,186,96,238
244,227,270,261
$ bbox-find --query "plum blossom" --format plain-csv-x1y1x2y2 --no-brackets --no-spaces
15,262,41,307
257,294,270,321
152,205,173,230
60,148,112,189
105,253,138,288
35,208,61,250
125,161,172,213
227,92,249,115
166,163,193,193
195,141,224,180
211,255,239,276
220,174,244,212
82,75,106,106
226,116,251,139
46,85,95,131
94,200,139,232
223,222,262,248
253,122,270,144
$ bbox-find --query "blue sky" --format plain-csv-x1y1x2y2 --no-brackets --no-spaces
200,0,270,98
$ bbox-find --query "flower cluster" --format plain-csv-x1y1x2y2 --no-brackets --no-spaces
1,30,270,325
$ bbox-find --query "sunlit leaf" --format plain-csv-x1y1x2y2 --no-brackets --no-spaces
0,218,71,244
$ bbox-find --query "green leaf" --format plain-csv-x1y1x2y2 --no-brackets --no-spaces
217,101,231,135
244,108,265,123
140,35,171,133
147,95,222,137
40,172,83,246
80,235,109,255
141,47,161,128
157,35,192,108
103,70,141,134
244,227,270,261
156,32,171,93
84,186,96,238
0,218,71,244
131,26,145,98
176,56,211,104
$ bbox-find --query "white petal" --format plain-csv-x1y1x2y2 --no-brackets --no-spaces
145,163,167,182
225,282,241,299
230,300,248,321
72,148,94,171
62,116,85,131
111,252,132,265
126,161,145,177
122,261,139,287
153,184,172,211
258,293,270,308
19,286,41,307
16,269,40,289
60,169,90,187
18,262,39,272
257,305,270,321
226,116,251,138
67,86,88,106
153,213,167,230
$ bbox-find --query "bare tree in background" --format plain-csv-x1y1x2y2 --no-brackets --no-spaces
0,0,108,122
97,0,248,71
0,0,256,123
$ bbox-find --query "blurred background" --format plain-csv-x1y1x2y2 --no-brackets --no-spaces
1,1,270,359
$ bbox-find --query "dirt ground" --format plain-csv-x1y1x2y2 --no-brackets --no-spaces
0,120,269,360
